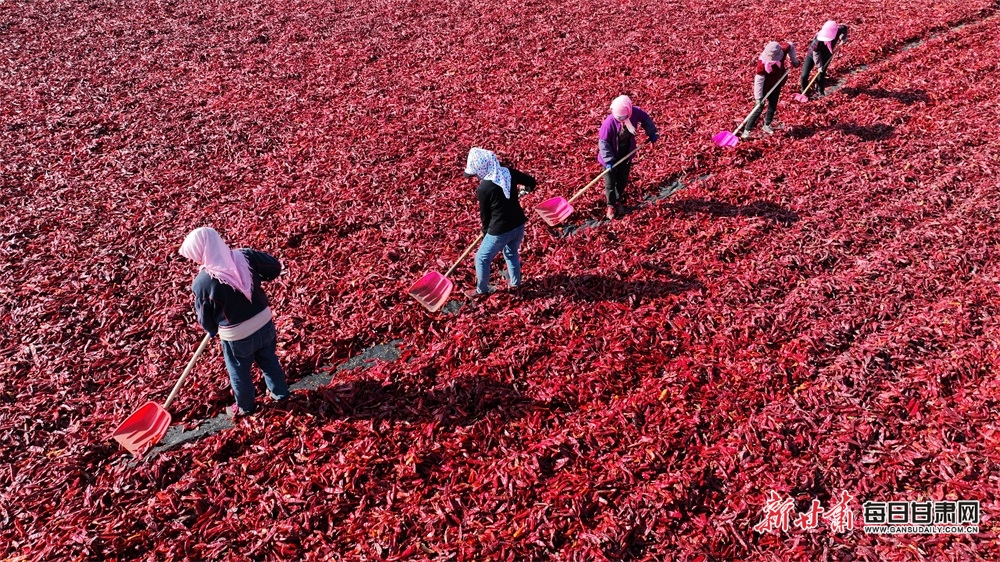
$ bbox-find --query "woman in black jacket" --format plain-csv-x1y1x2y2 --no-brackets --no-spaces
800,20,849,97
463,148,536,297
179,226,289,417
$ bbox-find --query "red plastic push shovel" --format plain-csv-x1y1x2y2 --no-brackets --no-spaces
112,333,211,457
535,147,639,227
713,69,790,148
408,233,485,312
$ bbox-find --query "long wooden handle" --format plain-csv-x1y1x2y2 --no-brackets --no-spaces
163,333,212,409
799,52,836,95
567,147,640,205
444,232,485,278
799,65,824,95
733,69,791,135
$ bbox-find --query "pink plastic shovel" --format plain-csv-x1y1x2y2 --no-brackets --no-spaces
112,333,211,457
535,148,639,227
408,233,485,312
713,69,790,148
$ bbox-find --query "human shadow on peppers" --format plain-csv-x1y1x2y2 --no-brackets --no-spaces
513,272,703,304
833,122,896,141
315,375,550,428
838,87,928,105
666,198,799,226
785,124,819,140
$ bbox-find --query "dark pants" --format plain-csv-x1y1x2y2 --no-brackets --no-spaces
221,320,289,413
604,159,632,206
800,52,832,95
745,86,781,131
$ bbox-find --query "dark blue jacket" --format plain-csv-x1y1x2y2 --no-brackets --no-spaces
191,249,281,336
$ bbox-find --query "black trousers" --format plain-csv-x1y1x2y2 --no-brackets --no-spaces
604,159,632,206
800,51,832,94
745,86,781,131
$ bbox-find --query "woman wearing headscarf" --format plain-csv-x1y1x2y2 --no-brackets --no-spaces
463,148,536,298
743,40,800,139
800,20,849,98
598,95,658,220
179,227,289,417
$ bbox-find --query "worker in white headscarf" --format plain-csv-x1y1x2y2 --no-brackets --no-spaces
463,148,536,298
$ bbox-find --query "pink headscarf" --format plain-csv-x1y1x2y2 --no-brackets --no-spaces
760,41,784,73
610,95,636,133
179,227,254,301
817,20,839,53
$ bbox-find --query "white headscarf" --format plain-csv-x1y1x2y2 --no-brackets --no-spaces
179,227,254,301
464,148,512,198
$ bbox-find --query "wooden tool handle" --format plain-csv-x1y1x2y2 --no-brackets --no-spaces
799,52,837,96
733,69,791,135
567,147,640,205
163,333,212,409
799,67,823,96
444,232,485,278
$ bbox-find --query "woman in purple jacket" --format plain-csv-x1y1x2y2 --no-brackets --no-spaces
598,95,658,220
743,41,800,139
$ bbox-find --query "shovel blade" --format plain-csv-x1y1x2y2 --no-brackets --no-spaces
793,93,810,103
113,401,171,457
712,131,739,148
408,271,454,312
535,197,575,227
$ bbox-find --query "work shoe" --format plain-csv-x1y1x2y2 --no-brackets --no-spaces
740,130,751,140
226,404,251,419
268,391,290,402
762,124,774,134
464,287,494,299
606,206,616,220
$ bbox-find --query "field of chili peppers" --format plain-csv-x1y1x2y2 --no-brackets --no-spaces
4,0,1000,559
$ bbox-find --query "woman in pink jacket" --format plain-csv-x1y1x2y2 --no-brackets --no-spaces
743,41,800,139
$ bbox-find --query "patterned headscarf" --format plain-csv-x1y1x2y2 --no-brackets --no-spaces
179,227,254,301
464,148,512,198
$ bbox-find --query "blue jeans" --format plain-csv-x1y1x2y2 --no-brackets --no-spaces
475,224,524,294
221,320,289,413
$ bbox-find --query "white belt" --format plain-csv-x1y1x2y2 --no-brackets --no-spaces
218,307,272,342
